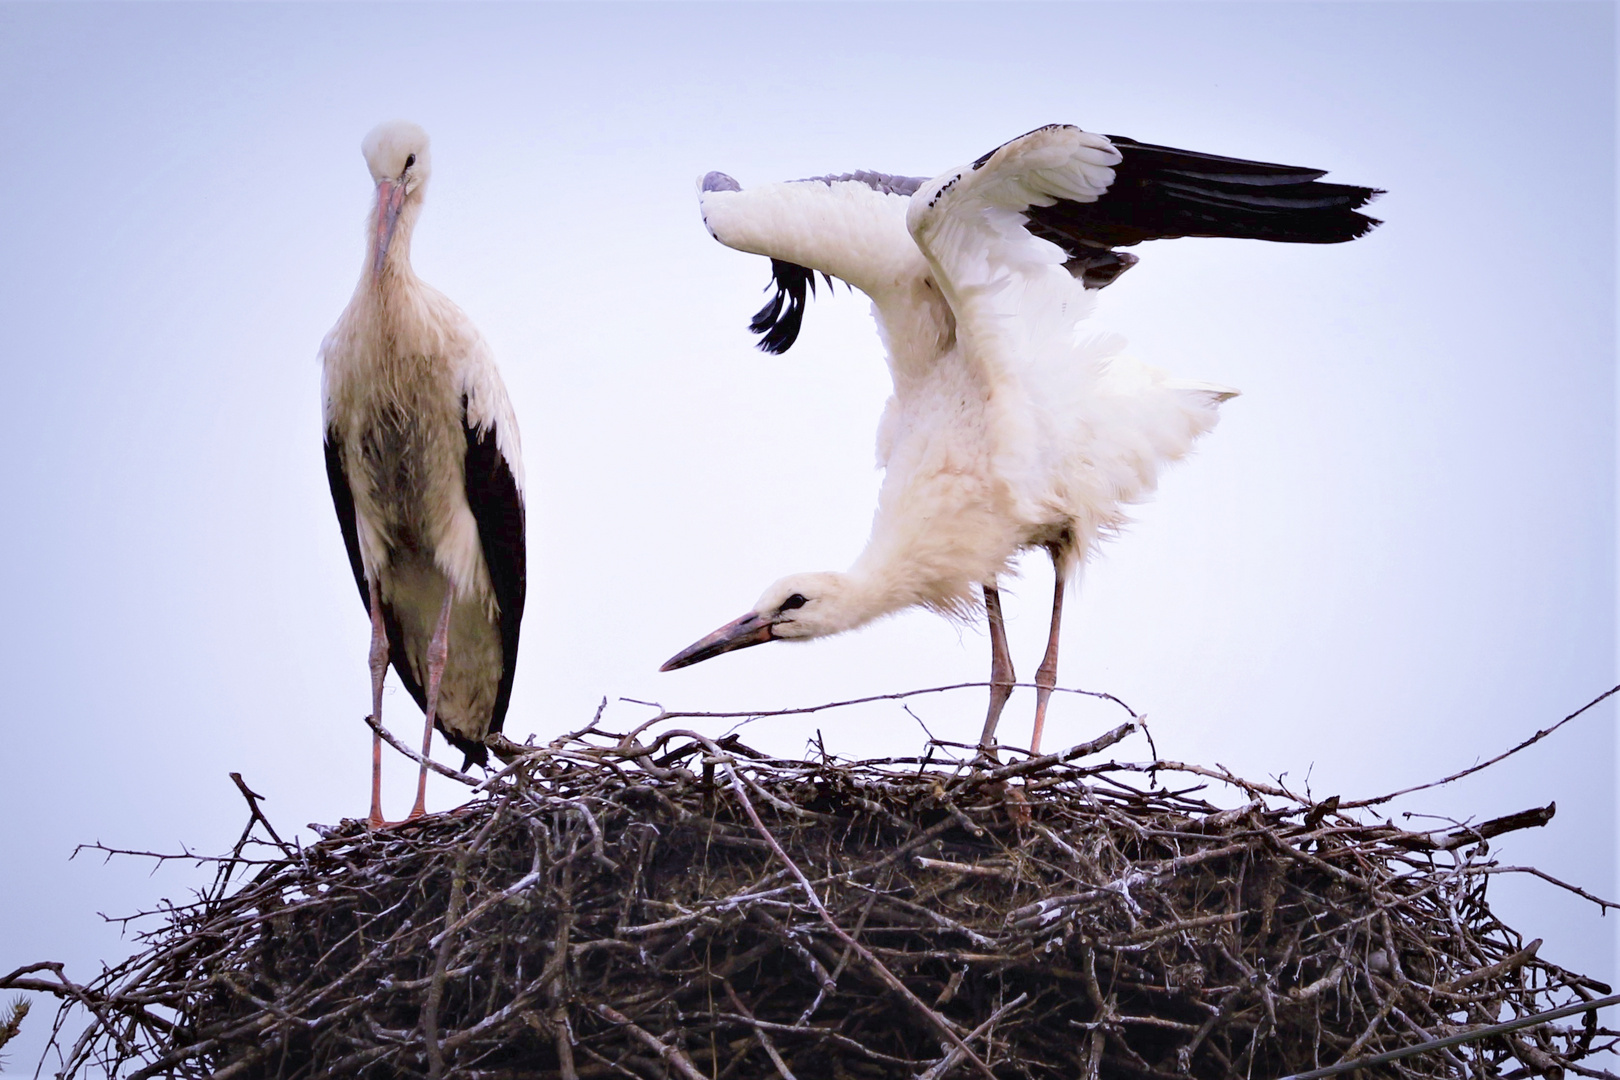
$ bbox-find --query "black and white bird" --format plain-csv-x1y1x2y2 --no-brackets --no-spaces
662,124,1379,755
321,121,526,826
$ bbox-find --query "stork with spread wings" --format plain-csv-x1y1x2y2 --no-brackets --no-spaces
663,124,1380,756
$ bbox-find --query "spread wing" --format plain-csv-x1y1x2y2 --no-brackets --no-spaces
1026,133,1381,286
906,123,1384,367
905,124,1378,517
910,124,1382,293
697,170,927,354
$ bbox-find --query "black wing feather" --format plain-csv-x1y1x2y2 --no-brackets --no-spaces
1023,134,1383,270
735,173,915,354
749,259,817,354
324,433,369,608
461,403,527,763
324,433,429,716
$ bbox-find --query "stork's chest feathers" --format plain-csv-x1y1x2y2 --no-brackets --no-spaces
327,336,467,517
329,331,468,433
326,276,475,416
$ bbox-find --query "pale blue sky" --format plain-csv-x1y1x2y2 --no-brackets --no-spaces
1,3,1614,1072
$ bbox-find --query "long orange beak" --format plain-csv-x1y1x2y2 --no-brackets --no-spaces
661,611,775,671
372,179,406,275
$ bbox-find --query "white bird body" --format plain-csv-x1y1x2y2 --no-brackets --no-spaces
322,121,526,820
690,129,1234,630
666,125,1378,752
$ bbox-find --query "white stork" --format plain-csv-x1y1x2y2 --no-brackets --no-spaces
662,124,1379,755
320,121,526,826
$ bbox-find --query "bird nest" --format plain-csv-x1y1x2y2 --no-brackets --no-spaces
7,692,1619,1080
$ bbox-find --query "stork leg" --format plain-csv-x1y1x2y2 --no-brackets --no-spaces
978,582,1017,754
366,578,390,830
406,587,454,821
1030,546,1068,756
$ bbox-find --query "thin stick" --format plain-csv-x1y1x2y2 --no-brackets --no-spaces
1343,683,1620,809
917,992,1030,1080
622,682,1139,723
365,714,480,788
593,1004,710,1080
1277,992,1620,1080
228,773,293,857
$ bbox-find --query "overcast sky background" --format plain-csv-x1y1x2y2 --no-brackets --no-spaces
1,3,1615,1073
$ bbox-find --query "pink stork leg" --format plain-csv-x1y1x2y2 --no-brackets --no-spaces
978,582,1017,754
366,578,390,829
406,587,454,821
1029,546,1068,756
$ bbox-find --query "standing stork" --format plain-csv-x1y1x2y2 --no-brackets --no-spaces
321,121,526,826
662,124,1379,755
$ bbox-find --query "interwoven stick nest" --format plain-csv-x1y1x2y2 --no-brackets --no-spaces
7,689,1619,1080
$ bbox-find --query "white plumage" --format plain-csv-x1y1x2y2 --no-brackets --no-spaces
662,124,1379,753
321,121,527,825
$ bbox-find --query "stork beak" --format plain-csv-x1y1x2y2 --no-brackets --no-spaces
372,179,406,274
660,611,775,671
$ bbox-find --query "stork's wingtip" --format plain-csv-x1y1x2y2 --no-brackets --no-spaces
701,171,742,194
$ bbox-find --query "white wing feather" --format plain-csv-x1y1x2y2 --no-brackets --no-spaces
698,178,921,297
906,126,1234,552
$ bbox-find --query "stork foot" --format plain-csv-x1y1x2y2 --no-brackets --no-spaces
366,808,431,830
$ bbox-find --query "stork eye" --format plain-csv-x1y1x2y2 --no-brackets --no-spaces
779,594,809,612
405,153,417,169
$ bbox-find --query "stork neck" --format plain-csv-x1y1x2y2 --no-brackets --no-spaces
367,198,423,289
846,524,986,626
823,567,913,632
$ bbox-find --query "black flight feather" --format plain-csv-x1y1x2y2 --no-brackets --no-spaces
750,258,817,354
1024,135,1383,259
324,433,368,608
1063,249,1139,289
459,403,527,769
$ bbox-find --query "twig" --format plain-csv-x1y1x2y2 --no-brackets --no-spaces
917,991,1030,1080
228,772,294,857
1461,866,1620,912
627,682,1138,723
365,714,481,787
724,981,798,1080
1277,992,1620,1080
1343,684,1620,809
593,1004,709,1080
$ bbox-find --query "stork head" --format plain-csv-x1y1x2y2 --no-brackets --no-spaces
660,572,859,671
361,120,432,274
